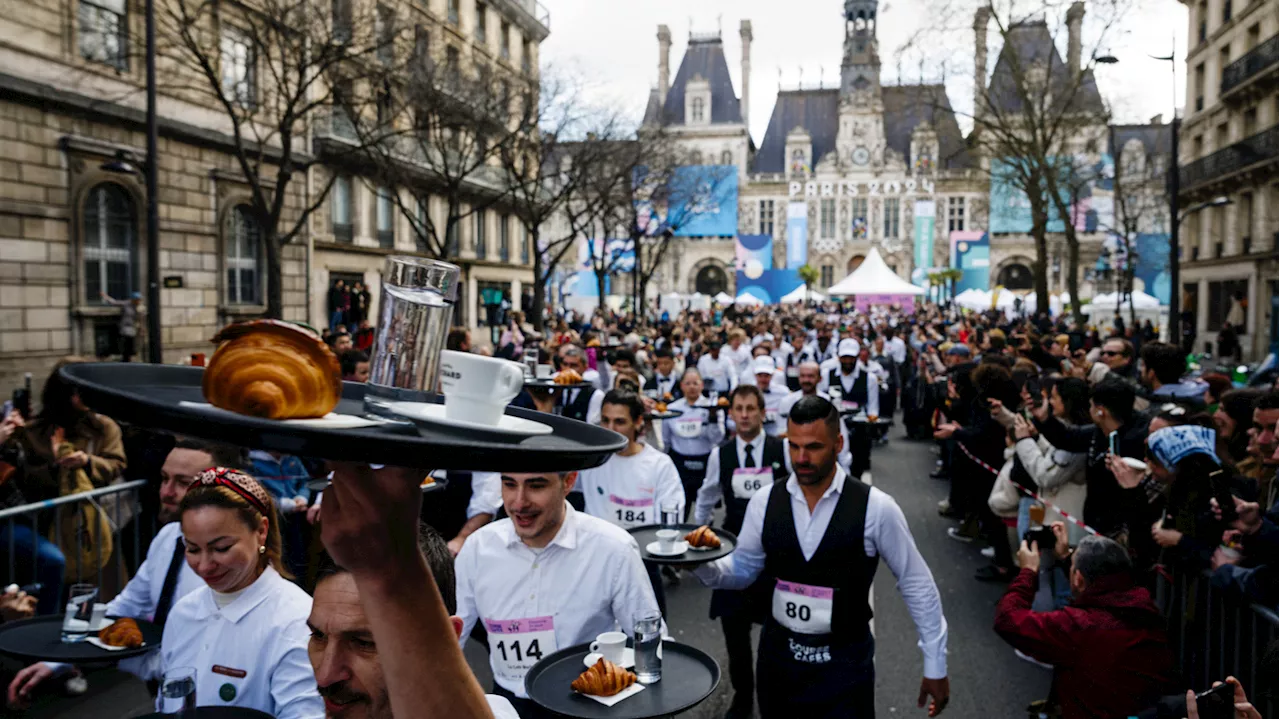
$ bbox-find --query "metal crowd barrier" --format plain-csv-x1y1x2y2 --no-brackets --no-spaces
0,480,150,609
1157,566,1279,718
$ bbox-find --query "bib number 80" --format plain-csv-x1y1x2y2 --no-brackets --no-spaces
615,510,646,524
784,602,811,622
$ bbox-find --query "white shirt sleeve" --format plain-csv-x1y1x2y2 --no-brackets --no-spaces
867,373,880,417
454,539,480,649
705,409,726,447
105,527,169,618
270,617,327,719
609,536,665,634
586,390,604,426
487,695,523,719
692,487,768,590
694,450,723,526
466,472,502,519
653,454,687,518
868,489,949,679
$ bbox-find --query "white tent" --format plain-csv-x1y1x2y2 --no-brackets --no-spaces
688,293,711,311
781,285,826,304
713,291,734,304
734,292,764,306
954,288,992,310
826,249,927,297
659,292,686,313
1083,290,1162,314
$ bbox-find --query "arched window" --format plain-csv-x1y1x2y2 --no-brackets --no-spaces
83,183,137,303
226,205,262,305
997,262,1034,290
720,150,733,165
691,97,705,123
694,265,727,296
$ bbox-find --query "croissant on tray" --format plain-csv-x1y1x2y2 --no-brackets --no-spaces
571,658,636,697
554,369,583,386
202,320,342,420
99,618,144,648
685,525,721,549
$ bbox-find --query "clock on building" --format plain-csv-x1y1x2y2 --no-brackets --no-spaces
851,146,870,166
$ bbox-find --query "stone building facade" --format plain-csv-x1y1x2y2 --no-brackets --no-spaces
1177,0,1278,359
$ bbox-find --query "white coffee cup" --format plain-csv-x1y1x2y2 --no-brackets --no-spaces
655,529,680,553
589,631,628,664
438,350,525,426
535,364,553,379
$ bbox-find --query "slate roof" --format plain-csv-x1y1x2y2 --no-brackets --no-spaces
649,37,743,126
985,21,1105,117
749,85,974,173
1108,123,1173,157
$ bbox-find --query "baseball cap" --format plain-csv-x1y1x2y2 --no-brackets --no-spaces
753,356,776,375
837,338,859,358
946,345,972,357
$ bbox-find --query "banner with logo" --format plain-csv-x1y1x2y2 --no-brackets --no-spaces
910,199,936,288
668,166,739,237
785,202,807,269
950,231,990,295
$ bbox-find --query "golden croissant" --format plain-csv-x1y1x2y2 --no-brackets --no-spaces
553,369,583,386
685,525,721,549
99,618,144,648
203,320,342,420
571,658,636,697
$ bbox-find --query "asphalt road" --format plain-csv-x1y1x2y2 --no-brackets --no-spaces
13,423,1050,719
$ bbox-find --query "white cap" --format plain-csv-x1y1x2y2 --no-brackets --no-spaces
838,338,859,357
753,356,776,375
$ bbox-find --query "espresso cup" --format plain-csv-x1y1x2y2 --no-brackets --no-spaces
655,529,679,552
535,364,553,379
589,631,628,664
438,350,525,426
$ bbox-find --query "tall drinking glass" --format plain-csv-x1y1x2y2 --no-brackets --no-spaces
61,584,97,643
159,666,197,715
363,257,461,417
633,611,663,684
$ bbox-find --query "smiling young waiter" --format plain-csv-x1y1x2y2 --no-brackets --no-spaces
693,395,950,718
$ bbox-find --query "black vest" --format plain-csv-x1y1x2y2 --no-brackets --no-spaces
761,476,878,641
828,368,869,406
561,388,594,422
717,436,789,536
419,471,474,540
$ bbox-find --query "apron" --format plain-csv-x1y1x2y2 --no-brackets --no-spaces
755,478,879,718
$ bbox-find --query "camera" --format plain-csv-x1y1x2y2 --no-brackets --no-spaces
1023,526,1056,549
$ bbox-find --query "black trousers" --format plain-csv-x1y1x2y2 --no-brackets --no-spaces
120,334,136,362
722,615,755,705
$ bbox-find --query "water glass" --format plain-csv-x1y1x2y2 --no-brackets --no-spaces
159,666,198,715
660,500,681,527
363,256,461,417
521,348,539,377
633,611,663,684
60,584,97,643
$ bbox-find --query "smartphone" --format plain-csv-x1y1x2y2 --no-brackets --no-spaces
1108,430,1119,456
1208,470,1238,523
1023,526,1056,549
1025,377,1042,401
1194,682,1236,719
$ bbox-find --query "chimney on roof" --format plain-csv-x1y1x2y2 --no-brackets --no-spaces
1066,2,1085,79
974,7,990,124
658,25,672,99
740,20,753,130
1150,113,1163,125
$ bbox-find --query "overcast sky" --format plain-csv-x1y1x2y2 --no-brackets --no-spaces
540,0,1188,143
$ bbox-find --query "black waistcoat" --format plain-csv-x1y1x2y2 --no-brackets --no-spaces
716,435,789,535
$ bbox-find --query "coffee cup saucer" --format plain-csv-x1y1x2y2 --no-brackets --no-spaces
583,648,635,669
645,540,689,557
385,401,552,437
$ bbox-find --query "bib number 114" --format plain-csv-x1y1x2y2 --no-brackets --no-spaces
494,638,543,663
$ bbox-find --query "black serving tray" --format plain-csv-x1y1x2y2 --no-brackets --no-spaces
0,616,162,663
133,708,274,718
524,641,720,719
629,524,738,567
61,364,625,472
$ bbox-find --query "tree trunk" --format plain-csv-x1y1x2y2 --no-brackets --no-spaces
265,234,284,320
595,268,607,312
530,228,546,332
1028,194,1051,316
1065,237,1083,327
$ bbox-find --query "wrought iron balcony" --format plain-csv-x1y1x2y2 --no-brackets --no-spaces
1221,35,1278,98
1180,125,1278,191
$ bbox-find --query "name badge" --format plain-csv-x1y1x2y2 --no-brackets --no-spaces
607,494,654,529
673,418,703,438
772,580,834,635
484,616,557,685
730,467,770,499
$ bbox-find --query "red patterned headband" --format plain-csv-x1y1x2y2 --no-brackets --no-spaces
193,467,273,521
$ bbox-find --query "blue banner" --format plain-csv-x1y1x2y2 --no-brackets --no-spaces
736,268,803,304
911,199,936,287
669,166,739,237
950,231,990,295
989,156,1115,234
785,202,807,269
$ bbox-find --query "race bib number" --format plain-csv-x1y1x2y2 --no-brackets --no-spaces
764,411,779,425
484,616,557,685
730,467,771,499
840,400,861,412
608,495,654,529
772,580,834,635
674,419,703,438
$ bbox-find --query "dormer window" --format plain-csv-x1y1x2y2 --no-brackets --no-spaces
691,97,705,123
684,74,711,126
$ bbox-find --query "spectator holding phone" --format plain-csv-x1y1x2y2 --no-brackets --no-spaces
994,528,1176,719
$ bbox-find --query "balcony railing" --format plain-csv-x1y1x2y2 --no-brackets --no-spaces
1221,35,1278,97
1179,125,1279,191
512,0,549,29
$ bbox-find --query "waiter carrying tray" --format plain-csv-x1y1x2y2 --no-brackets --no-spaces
693,395,950,718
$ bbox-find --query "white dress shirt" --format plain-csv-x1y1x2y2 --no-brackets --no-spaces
817,363,882,417
776,390,853,472
650,373,679,398
159,567,322,718
428,470,502,519
726,344,754,375
888,337,908,364
693,434,792,526
576,443,686,529
696,354,739,393
806,340,838,365
661,397,726,457
455,505,663,697
693,467,948,679
561,387,604,425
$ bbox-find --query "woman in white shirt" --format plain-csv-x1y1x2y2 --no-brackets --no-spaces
662,368,726,520
161,467,322,717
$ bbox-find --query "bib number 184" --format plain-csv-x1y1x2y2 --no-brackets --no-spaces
615,509,647,524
